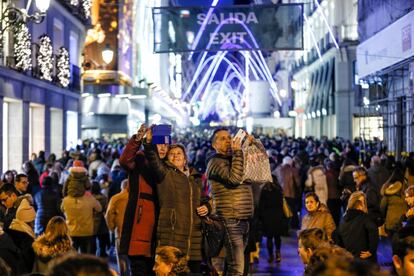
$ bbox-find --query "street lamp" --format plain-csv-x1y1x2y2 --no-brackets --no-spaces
101,43,114,65
0,0,50,63
1,0,50,30
35,0,50,14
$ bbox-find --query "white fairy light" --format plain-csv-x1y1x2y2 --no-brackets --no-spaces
82,0,91,18
37,35,54,81
57,47,70,87
14,24,32,71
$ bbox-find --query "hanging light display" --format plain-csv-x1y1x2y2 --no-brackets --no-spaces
82,0,91,19
37,35,54,81
57,47,70,87
14,23,32,71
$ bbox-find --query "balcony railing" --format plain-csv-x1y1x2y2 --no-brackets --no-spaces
4,42,81,91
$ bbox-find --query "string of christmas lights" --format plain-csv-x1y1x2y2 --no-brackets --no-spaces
57,47,70,87
37,35,54,81
14,23,32,71
82,0,91,19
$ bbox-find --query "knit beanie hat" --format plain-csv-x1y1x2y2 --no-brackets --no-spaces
16,199,36,223
73,160,84,168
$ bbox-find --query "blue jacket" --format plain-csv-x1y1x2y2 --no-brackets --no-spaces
34,186,62,235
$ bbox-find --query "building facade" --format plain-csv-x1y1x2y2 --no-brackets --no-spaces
357,0,414,155
290,0,358,140
0,0,88,173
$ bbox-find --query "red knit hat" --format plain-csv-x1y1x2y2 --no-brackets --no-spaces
73,160,84,168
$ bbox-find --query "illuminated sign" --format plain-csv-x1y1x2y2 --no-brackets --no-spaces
152,4,303,53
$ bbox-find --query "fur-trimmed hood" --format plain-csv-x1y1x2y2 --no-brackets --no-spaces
384,181,403,196
64,166,91,197
69,166,88,175
32,235,73,259
342,165,356,173
308,165,325,175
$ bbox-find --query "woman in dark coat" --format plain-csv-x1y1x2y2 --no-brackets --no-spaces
333,191,379,263
144,132,209,274
258,176,286,263
91,182,110,257
339,158,357,209
0,225,23,275
34,176,62,236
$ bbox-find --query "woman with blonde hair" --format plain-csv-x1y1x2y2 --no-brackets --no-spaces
153,246,189,276
333,192,378,263
32,216,74,273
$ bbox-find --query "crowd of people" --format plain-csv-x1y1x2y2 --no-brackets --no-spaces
0,125,414,276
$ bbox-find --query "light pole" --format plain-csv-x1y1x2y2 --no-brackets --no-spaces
0,0,50,64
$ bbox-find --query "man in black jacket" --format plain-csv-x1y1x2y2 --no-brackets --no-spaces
0,184,19,230
206,128,253,276
352,167,382,226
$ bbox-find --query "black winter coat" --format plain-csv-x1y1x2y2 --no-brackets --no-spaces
258,180,286,236
34,186,62,235
339,165,356,192
333,209,378,262
6,229,35,273
360,180,382,226
367,165,390,193
0,231,23,275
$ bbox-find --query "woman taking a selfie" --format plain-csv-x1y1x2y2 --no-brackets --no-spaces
144,127,209,274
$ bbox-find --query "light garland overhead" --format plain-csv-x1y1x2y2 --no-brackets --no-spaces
37,35,54,81
70,0,79,6
14,23,32,72
57,47,70,87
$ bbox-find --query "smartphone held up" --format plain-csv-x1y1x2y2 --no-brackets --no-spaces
152,124,172,144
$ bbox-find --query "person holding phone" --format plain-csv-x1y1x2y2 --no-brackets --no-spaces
118,124,169,276
206,128,254,276
144,126,209,274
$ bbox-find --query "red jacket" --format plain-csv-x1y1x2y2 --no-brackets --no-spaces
118,136,158,257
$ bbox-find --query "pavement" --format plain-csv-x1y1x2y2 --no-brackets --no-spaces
108,229,394,275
